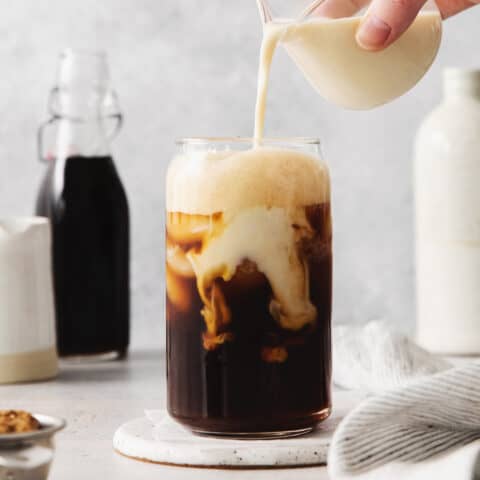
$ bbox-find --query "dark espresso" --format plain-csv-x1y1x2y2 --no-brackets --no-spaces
166,203,332,435
36,155,130,358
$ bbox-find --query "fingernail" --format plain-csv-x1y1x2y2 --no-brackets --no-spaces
356,15,392,50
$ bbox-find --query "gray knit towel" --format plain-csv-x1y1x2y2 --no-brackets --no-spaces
333,321,451,392
328,362,480,479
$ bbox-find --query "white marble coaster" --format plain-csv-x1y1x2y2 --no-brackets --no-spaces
113,410,341,468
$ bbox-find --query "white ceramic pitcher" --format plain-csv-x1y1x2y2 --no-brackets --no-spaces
0,218,58,383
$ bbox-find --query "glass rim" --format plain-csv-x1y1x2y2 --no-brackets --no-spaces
176,137,321,146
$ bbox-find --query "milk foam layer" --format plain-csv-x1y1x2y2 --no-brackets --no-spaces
166,147,330,215
166,147,331,333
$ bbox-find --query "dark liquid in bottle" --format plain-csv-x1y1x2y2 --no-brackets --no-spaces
166,204,332,435
36,155,130,358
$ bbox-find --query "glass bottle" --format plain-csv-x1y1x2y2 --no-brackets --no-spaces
36,49,129,360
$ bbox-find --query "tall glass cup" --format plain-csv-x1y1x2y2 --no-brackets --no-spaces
166,138,332,438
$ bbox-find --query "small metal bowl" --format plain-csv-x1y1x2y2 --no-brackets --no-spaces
0,414,66,480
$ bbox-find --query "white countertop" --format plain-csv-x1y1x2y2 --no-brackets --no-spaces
0,349,363,480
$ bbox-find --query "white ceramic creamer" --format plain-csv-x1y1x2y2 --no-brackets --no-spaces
0,218,58,383
415,69,480,354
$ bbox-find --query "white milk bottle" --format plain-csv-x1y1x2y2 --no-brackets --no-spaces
415,69,480,354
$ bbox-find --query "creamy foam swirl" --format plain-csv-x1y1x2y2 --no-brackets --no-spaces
166,147,330,335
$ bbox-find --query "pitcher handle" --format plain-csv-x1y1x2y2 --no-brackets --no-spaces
256,0,273,23
300,0,327,18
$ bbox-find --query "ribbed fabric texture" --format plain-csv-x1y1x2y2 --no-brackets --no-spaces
333,321,451,392
328,362,480,478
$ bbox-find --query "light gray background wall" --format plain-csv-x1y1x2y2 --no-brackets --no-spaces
1,1,479,348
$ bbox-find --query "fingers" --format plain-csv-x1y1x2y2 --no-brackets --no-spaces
313,0,480,52
356,0,427,51
313,0,369,18
436,0,480,18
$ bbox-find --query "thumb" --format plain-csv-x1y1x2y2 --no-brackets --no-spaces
356,0,427,51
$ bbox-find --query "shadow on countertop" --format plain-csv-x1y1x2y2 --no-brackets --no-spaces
56,348,165,384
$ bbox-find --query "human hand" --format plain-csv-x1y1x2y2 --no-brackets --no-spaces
313,0,480,51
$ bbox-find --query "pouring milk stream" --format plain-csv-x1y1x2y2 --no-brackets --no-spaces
254,0,442,139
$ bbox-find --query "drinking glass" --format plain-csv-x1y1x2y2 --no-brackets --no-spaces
166,137,332,438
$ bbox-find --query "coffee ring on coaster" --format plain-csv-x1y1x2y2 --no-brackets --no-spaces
113,410,338,468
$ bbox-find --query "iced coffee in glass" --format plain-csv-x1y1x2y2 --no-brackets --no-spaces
166,138,332,438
